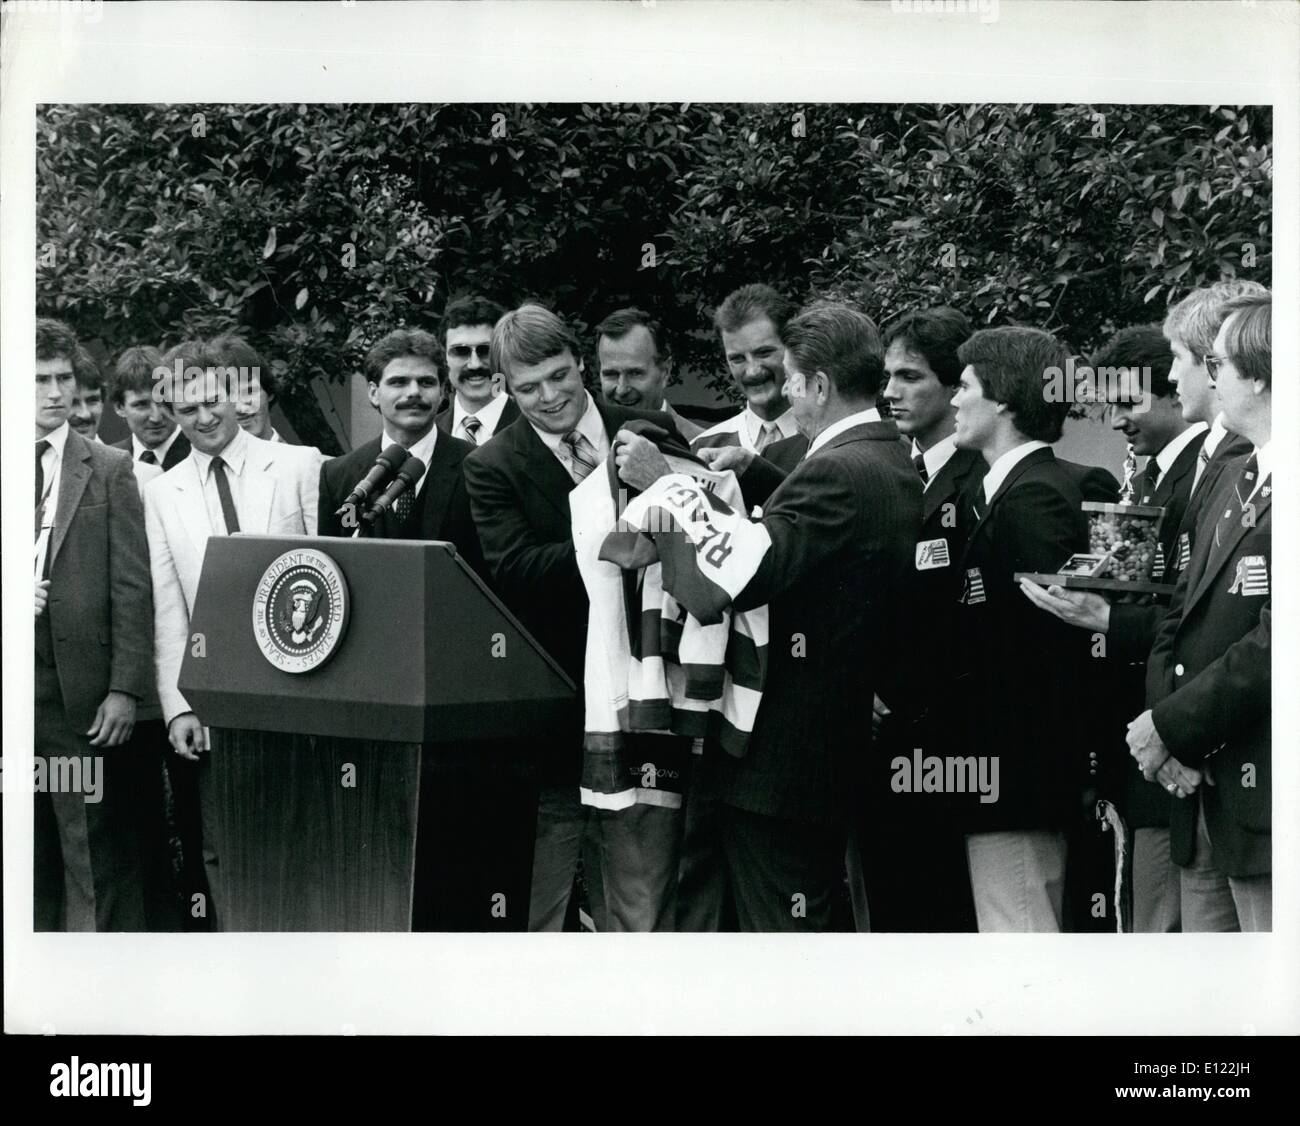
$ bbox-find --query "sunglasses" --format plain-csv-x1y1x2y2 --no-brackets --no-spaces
448,344,491,361
1203,353,1227,381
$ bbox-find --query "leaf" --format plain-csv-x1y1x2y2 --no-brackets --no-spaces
1143,284,1163,304
1151,207,1164,227
295,287,309,310
262,227,277,259
1170,184,1191,212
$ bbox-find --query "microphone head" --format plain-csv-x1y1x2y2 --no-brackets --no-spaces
400,456,428,485
376,444,410,472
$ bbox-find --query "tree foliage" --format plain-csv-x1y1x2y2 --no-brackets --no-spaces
37,102,1270,450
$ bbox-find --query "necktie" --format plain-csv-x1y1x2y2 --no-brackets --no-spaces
754,423,778,453
563,430,599,482
210,456,241,534
1191,444,1211,494
912,451,930,487
140,449,158,465
35,439,50,540
1140,458,1161,502
393,486,415,525
461,416,482,446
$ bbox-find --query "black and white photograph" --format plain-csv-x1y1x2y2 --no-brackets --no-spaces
3,0,1297,1070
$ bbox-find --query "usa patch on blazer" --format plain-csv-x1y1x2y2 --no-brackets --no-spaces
1176,531,1191,573
1227,554,1268,597
915,537,950,570
960,566,986,605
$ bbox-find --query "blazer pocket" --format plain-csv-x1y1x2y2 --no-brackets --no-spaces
270,509,307,534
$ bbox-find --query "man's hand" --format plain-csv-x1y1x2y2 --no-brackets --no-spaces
871,693,892,735
168,713,207,761
87,690,137,748
696,445,756,476
35,579,51,617
1018,579,1111,633
613,429,671,491
1126,708,1170,779
1155,755,1202,799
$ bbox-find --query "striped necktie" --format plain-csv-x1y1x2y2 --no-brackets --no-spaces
563,430,599,482
461,415,482,446
912,450,930,487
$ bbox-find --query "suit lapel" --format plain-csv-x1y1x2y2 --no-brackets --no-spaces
174,457,217,558
418,436,459,538
49,431,93,565
240,438,277,534
512,419,574,519
962,447,1053,561
1186,469,1270,614
923,446,980,522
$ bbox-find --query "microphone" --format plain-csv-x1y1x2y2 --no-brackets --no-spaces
363,456,427,522
335,444,409,518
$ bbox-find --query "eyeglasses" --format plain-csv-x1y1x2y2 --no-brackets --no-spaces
448,344,491,361
1203,353,1226,381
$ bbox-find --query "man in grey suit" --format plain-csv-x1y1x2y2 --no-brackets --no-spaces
35,318,155,930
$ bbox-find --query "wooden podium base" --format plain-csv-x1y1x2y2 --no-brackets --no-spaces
206,730,421,931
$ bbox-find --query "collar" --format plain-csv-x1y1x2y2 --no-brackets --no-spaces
38,421,71,458
191,425,251,481
1203,413,1229,457
983,439,1050,503
807,408,881,457
133,426,181,464
1154,421,1208,476
1252,441,1272,495
383,424,438,468
911,432,957,483
454,390,508,435
743,405,798,446
532,391,604,453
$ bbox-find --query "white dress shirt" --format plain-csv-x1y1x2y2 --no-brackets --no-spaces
807,408,881,458
189,425,252,535
131,427,183,488
1247,441,1271,502
911,432,958,488
982,440,1050,503
1149,421,1208,485
533,391,609,481
381,424,438,497
743,405,798,449
1192,413,1230,493
35,422,71,576
452,391,510,443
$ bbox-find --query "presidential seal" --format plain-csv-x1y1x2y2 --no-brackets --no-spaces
252,548,349,673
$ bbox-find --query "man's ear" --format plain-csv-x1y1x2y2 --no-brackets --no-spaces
114,402,128,420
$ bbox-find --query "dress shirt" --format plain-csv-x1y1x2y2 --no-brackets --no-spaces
807,408,881,458
911,432,958,489
189,425,252,535
1247,441,1271,502
533,392,610,481
381,425,438,497
35,422,71,575
1151,420,1209,484
743,405,798,448
982,440,1050,503
452,391,510,442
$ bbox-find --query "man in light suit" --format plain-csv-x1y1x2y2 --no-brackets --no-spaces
1129,293,1272,932
618,301,922,932
947,327,1092,932
34,318,155,930
143,340,323,925
691,284,801,455
463,304,691,931
436,295,520,445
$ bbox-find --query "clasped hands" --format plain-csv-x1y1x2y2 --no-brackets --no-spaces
1126,708,1202,799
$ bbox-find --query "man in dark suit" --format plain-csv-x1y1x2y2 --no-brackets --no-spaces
435,295,520,445
34,318,155,931
1131,293,1272,932
463,303,691,931
111,345,192,485
318,328,510,930
945,326,1092,931
1021,325,1207,932
619,301,922,932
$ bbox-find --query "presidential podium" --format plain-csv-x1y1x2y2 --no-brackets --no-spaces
177,535,575,931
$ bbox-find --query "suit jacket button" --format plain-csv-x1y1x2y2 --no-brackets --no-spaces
1174,663,1185,677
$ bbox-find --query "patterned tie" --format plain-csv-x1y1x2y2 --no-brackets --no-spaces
563,430,599,482
140,449,158,465
912,450,930,487
461,415,483,446
1191,443,1211,494
754,423,778,453
393,485,416,525
210,456,241,534
35,439,50,540
1140,458,1161,503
